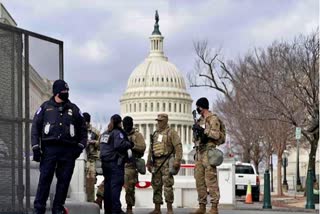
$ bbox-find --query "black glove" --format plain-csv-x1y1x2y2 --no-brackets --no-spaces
75,143,84,159
32,146,42,162
129,140,134,149
192,124,204,135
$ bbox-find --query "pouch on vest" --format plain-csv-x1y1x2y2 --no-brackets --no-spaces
169,156,180,175
207,148,224,166
153,141,165,157
135,158,146,175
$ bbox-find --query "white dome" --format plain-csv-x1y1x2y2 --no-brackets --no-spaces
127,58,186,90
120,14,194,155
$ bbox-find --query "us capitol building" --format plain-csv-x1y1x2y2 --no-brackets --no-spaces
120,12,194,163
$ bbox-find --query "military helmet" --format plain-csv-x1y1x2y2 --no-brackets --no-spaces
208,148,224,166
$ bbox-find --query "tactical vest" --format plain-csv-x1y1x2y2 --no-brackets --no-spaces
152,128,171,158
41,101,77,144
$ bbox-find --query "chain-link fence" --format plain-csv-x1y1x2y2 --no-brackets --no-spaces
0,22,63,213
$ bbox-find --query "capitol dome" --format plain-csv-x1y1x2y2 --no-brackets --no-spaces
120,11,194,155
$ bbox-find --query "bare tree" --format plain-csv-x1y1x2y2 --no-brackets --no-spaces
188,40,234,100
190,31,318,189
233,31,319,179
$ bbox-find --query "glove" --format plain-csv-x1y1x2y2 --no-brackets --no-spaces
192,124,204,135
32,146,42,162
173,160,181,170
147,162,153,173
75,143,84,159
193,124,204,131
130,140,134,149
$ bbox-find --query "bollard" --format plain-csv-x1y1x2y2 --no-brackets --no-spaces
305,169,315,209
263,169,272,209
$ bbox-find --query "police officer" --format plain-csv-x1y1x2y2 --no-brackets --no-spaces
31,79,87,214
83,112,100,202
147,114,183,214
191,97,222,214
100,114,134,214
123,116,146,214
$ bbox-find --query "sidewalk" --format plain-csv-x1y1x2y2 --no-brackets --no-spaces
235,193,319,212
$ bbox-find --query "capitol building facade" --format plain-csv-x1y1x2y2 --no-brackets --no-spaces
120,13,194,162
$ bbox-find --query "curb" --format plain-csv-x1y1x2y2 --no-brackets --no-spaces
235,206,318,213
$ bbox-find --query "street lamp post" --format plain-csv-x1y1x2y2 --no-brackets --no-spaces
296,139,302,191
282,150,289,192
295,127,302,191
270,154,274,192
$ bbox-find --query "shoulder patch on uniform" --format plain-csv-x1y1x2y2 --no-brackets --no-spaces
36,107,42,115
100,134,110,144
119,133,124,139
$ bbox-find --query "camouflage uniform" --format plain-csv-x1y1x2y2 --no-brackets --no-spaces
147,114,182,214
194,112,221,213
85,126,99,202
125,129,146,207
96,180,104,198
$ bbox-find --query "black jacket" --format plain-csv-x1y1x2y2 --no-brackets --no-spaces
99,128,132,162
31,97,87,149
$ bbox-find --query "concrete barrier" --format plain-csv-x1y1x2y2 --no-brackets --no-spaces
95,157,236,208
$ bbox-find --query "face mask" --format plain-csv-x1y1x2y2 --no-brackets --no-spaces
124,124,133,133
157,120,167,130
58,92,69,102
196,107,202,114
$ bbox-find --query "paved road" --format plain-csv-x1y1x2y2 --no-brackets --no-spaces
100,208,317,214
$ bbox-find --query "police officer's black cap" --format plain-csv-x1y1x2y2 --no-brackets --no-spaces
83,112,91,123
53,79,69,96
123,116,133,127
111,114,122,125
196,97,209,109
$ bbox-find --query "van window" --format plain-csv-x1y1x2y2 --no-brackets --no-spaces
236,165,254,174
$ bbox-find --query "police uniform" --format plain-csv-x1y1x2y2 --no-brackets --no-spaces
100,114,133,214
124,128,146,213
31,80,87,214
192,97,222,214
147,114,182,214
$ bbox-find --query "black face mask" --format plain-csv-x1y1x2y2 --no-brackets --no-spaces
58,92,69,102
196,107,202,114
124,125,132,133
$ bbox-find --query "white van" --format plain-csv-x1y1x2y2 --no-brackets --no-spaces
235,162,260,201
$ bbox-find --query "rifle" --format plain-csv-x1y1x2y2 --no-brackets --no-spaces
150,133,155,173
192,110,200,148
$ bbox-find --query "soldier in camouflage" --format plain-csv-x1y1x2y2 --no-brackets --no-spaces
83,112,100,202
191,97,223,214
95,181,104,208
147,113,183,214
123,116,146,214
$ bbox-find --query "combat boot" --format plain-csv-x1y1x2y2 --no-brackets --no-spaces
207,203,218,214
189,204,206,214
126,205,133,214
166,203,173,214
94,196,103,209
148,203,161,214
